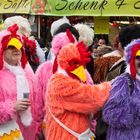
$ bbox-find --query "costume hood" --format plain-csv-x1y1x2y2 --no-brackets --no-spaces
0,24,27,70
51,29,77,73
4,16,31,37
125,39,140,79
50,17,70,37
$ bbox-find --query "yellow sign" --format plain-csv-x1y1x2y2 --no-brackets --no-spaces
94,17,109,34
0,0,31,13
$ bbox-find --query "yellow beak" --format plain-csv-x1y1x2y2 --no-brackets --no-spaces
71,65,86,82
7,38,22,50
136,50,140,56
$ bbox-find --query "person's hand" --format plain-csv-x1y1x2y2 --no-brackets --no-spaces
14,99,31,112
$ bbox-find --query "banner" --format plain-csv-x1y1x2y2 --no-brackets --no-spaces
1,0,140,16
0,0,31,13
30,0,140,16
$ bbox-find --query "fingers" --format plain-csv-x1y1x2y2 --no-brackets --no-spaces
14,99,31,112
18,104,29,111
20,99,31,106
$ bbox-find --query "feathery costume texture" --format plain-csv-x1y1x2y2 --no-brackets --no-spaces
4,16,31,37
74,24,94,46
0,24,36,140
103,39,140,140
46,39,110,140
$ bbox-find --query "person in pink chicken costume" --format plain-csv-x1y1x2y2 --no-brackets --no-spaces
0,24,36,140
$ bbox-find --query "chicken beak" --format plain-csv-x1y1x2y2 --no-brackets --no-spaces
136,50,140,56
71,65,86,82
7,38,22,50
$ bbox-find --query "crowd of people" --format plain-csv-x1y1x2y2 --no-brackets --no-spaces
0,15,140,140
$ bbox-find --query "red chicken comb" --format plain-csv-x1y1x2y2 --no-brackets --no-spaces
77,41,91,66
66,29,75,43
1,24,21,49
7,24,18,35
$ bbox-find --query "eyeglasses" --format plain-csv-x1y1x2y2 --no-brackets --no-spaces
135,56,140,61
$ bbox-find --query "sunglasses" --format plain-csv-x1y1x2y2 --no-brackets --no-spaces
135,56,140,61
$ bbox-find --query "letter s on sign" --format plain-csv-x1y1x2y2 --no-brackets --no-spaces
4,0,12,9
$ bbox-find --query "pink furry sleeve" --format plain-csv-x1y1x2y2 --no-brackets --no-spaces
85,69,93,84
33,61,53,133
0,98,16,124
47,74,110,114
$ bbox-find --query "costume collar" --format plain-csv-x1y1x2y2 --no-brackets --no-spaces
4,61,24,75
109,56,125,71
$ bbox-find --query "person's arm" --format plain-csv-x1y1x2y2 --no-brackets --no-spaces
47,74,110,114
103,76,134,128
0,98,16,124
35,40,45,64
0,91,30,124
85,69,93,85
130,95,140,127
33,61,52,136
